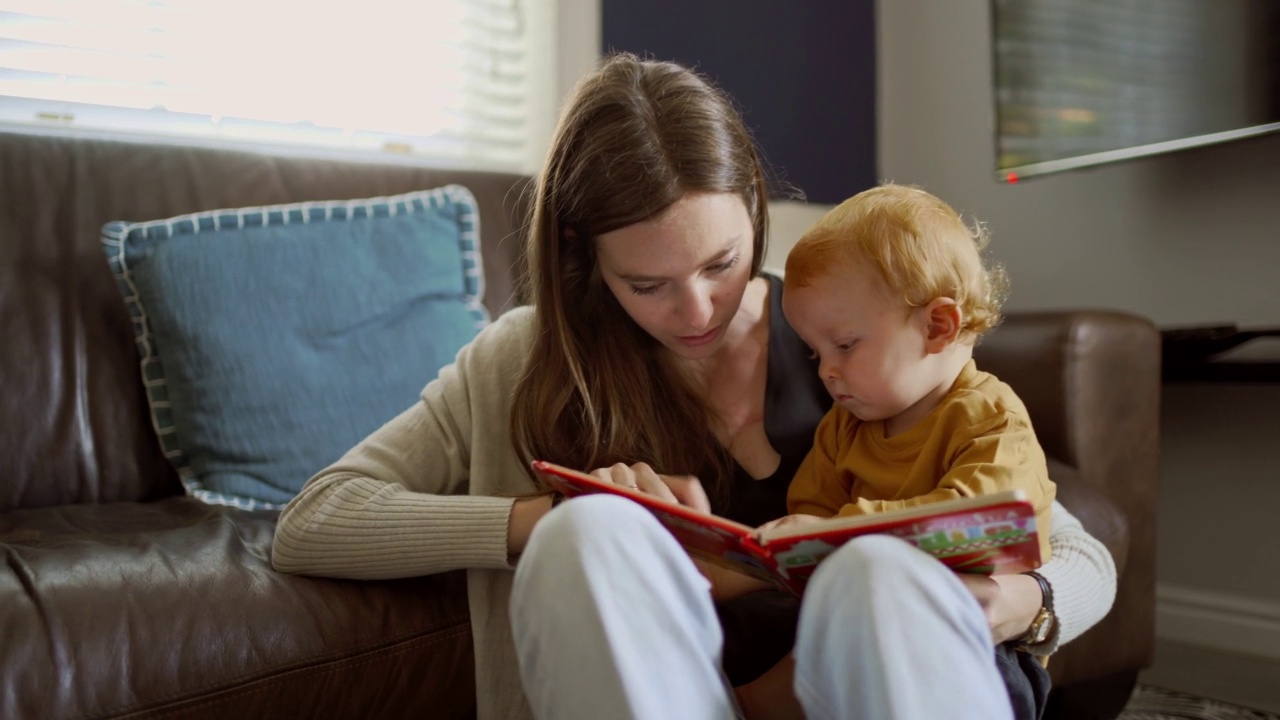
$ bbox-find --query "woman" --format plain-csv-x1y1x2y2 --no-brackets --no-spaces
272,53,1116,720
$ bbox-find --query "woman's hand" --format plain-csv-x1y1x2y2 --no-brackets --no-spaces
955,571,1044,644
507,494,555,560
589,462,711,514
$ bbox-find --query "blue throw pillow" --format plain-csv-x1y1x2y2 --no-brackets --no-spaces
102,185,488,510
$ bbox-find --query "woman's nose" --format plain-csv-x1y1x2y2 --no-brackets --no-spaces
677,283,714,328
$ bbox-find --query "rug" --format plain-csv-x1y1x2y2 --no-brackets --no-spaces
1119,684,1280,720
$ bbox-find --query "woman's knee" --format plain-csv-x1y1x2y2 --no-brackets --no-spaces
522,494,657,565
807,535,944,599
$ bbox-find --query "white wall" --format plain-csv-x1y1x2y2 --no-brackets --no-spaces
764,201,829,271
554,0,602,117
534,0,603,173
877,0,1280,661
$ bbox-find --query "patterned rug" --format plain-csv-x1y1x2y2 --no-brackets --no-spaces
1119,684,1280,720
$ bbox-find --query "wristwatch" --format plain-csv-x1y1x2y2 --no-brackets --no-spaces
1016,571,1056,647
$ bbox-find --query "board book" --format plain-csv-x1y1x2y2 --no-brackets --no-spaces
531,460,1042,595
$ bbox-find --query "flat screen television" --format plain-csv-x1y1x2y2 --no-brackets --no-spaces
991,0,1280,182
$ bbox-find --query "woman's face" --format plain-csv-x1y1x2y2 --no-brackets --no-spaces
594,192,755,361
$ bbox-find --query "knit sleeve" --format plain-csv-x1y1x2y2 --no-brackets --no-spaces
271,307,537,579
1027,500,1118,655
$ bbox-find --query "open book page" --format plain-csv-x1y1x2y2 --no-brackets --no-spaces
531,460,1041,595
756,491,1041,590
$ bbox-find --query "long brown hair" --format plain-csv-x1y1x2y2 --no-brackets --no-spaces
510,53,770,499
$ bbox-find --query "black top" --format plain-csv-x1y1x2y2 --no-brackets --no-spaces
714,273,830,526
713,273,832,686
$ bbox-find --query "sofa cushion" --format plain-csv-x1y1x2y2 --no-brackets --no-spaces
101,186,487,509
0,500,475,720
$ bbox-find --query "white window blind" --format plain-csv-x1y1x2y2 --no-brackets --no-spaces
0,0,551,172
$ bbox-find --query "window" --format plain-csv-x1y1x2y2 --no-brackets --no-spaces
0,0,554,172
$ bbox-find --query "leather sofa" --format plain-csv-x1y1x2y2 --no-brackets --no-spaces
0,129,1160,719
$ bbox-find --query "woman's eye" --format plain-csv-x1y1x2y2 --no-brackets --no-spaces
709,253,740,274
630,284,660,296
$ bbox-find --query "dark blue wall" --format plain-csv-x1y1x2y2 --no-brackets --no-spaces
601,0,877,205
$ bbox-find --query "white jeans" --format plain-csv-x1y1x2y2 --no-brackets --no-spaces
510,495,1014,720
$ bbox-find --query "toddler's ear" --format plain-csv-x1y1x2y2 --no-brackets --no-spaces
923,298,962,352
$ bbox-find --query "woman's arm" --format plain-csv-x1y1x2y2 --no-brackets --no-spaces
1032,499,1117,651
959,500,1116,653
271,308,541,579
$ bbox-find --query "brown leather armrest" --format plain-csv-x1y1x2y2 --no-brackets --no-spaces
1049,460,1129,578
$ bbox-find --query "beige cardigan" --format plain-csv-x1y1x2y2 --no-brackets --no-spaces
271,306,1117,720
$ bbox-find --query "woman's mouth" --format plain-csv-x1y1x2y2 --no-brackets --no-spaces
677,326,722,347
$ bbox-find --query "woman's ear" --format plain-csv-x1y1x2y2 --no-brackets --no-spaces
922,297,962,353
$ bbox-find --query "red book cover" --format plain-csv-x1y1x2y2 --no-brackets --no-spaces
532,460,1041,595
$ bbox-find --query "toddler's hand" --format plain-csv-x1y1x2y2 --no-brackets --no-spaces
755,513,825,534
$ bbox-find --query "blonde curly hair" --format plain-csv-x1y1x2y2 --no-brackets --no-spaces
785,183,1009,342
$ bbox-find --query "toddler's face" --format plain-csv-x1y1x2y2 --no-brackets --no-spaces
782,264,937,427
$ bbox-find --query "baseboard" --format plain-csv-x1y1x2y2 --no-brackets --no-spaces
1156,583,1280,662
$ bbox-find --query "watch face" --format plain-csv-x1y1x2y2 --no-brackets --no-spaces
1029,608,1054,643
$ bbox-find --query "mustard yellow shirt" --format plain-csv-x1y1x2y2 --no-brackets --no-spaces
787,360,1055,560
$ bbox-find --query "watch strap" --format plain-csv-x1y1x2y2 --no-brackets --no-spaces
1024,570,1054,612
1016,570,1056,648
